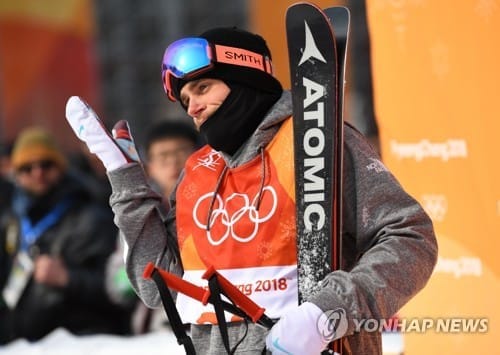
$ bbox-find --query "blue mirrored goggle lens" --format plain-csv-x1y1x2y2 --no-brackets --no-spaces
162,37,212,78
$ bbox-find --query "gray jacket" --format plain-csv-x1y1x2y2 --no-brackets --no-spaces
109,91,438,354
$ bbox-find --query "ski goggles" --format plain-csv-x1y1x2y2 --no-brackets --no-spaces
162,37,274,101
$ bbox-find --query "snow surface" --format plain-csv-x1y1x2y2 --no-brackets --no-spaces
0,328,184,355
0,325,403,355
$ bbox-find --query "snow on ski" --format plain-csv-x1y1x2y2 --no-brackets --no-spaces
286,1,340,303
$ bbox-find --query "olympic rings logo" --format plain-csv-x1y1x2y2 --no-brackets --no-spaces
193,186,278,246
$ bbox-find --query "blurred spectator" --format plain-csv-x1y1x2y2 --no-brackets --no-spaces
0,127,128,344
0,176,13,214
105,120,200,334
0,142,14,215
144,120,201,204
0,142,13,179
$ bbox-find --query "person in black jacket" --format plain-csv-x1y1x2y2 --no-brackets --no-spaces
0,177,13,216
0,142,13,214
0,127,129,344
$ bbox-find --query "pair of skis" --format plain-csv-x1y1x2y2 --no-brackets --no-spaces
288,2,349,301
287,3,350,354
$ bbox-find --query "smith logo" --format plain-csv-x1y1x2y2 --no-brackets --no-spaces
224,51,263,66
215,45,267,72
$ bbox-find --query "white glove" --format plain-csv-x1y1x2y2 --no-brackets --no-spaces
266,302,346,355
65,96,139,172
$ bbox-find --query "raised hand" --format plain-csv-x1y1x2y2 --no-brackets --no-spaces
65,96,139,171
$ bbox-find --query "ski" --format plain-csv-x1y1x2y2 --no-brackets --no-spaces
324,6,350,125
286,0,340,303
286,2,350,352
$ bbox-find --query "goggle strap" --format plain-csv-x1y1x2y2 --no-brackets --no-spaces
164,71,177,102
214,44,273,75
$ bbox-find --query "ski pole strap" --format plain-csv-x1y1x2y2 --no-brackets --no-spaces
207,275,232,354
148,266,196,355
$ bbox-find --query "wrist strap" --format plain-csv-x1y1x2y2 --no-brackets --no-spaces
208,275,232,354
150,268,196,355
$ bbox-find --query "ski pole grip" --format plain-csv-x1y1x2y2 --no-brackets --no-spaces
143,262,210,304
202,265,266,323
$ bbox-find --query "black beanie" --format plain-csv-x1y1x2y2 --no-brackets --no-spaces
169,27,283,101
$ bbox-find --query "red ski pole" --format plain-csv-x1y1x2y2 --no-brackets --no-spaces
143,263,275,329
143,262,210,304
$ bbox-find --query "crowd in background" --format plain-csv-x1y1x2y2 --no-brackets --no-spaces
0,119,201,345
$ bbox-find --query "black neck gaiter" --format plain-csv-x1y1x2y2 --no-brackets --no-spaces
199,83,281,155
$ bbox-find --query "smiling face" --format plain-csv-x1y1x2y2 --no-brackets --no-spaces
179,78,231,129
